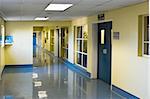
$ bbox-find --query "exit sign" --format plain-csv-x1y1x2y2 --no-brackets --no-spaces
98,14,105,21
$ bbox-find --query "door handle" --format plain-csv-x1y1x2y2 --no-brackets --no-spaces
103,49,107,54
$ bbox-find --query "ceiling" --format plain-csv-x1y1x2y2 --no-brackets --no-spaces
0,0,146,21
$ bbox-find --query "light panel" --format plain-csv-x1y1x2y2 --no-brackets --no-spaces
45,4,73,11
35,17,49,20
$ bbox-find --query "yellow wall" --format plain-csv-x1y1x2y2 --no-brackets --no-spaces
5,21,71,65
5,22,33,65
86,2,149,99
0,17,5,79
3,2,149,98
105,2,149,99
42,27,54,51
71,1,149,99
33,27,43,31
41,27,48,49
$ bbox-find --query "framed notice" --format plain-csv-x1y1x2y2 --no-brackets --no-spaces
113,32,120,40
5,36,13,45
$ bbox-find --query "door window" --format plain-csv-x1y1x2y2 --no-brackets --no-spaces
101,29,105,44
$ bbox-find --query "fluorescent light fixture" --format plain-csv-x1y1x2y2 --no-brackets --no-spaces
35,17,49,20
45,4,73,11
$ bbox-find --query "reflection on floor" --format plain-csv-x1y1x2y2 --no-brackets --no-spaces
0,46,124,99
33,47,124,99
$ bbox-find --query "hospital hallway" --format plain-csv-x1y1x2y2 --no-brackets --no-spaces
0,1,149,99
0,46,124,99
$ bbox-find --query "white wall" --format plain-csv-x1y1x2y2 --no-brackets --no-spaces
68,26,74,63
3,2,149,98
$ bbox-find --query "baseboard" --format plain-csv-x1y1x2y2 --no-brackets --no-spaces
112,85,140,99
2,64,33,74
5,64,33,68
59,58,91,79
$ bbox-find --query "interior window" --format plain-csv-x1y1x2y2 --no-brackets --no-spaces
143,16,149,56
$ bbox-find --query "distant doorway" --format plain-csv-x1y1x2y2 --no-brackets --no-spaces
33,33,36,47
56,29,60,57
33,33,36,57
98,21,112,85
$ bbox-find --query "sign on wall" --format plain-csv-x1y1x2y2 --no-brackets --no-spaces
113,32,120,40
98,13,105,21
5,36,13,44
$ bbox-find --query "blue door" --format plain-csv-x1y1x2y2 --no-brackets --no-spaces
33,33,36,46
33,33,36,57
98,22,112,85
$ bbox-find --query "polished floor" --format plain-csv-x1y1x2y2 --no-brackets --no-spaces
0,66,32,99
0,47,124,99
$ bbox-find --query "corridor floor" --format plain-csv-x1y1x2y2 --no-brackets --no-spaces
0,47,124,99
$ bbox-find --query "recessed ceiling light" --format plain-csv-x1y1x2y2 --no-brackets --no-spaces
45,4,73,11
35,17,49,20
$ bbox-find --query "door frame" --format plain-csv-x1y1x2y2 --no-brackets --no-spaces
97,21,112,85
54,27,61,57
91,20,113,86
56,29,60,57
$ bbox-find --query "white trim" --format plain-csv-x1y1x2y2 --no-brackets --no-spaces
144,41,149,43
75,51,82,53
82,52,88,55
62,47,68,50
76,63,87,70
92,19,113,24
91,20,113,84
75,50,87,55
143,55,150,58
76,38,88,40
75,25,88,68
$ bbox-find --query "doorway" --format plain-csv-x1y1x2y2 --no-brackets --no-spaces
33,33,36,47
33,32,37,57
60,27,69,59
56,29,60,57
98,21,112,85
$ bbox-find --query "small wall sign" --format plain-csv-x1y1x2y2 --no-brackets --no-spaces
113,32,120,40
98,13,105,21
5,36,13,44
